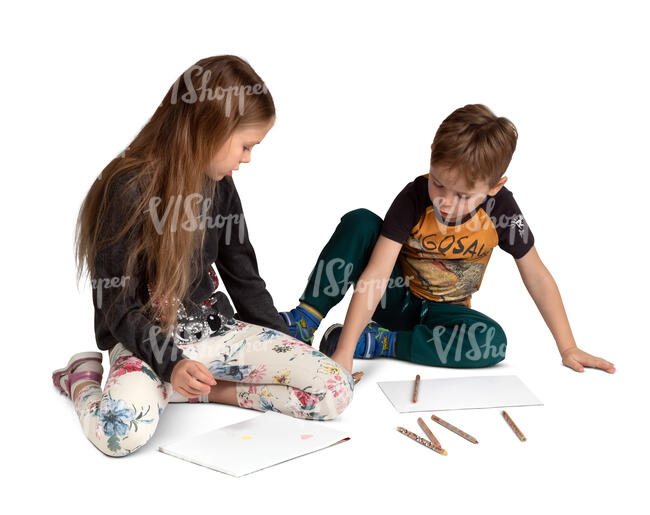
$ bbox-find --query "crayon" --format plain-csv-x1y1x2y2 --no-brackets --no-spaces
430,414,478,444
417,417,442,448
396,426,447,456
502,410,526,441
413,374,421,403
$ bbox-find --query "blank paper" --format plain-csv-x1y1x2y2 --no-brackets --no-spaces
378,374,542,413
158,411,350,477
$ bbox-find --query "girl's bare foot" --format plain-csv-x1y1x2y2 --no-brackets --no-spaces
207,380,238,405
73,381,97,402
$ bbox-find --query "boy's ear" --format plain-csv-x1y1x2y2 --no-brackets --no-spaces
488,176,508,196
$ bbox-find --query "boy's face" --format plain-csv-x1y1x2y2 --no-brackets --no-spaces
428,165,507,223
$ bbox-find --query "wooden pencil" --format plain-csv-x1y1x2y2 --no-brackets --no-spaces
430,414,478,444
412,374,421,403
502,410,526,441
417,417,442,448
396,426,447,456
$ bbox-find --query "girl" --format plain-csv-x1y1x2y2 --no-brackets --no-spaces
52,55,354,457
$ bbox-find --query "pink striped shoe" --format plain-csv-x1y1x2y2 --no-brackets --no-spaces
52,351,104,398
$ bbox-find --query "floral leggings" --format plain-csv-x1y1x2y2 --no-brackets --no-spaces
73,317,355,457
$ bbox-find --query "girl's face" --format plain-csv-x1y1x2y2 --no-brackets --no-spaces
205,119,274,181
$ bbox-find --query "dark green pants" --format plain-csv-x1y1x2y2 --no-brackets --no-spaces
299,209,507,368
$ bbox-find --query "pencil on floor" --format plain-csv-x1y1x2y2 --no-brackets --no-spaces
430,414,478,444
417,417,442,448
396,426,447,456
502,410,526,441
412,374,420,403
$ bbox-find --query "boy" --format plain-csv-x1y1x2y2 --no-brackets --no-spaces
281,104,615,374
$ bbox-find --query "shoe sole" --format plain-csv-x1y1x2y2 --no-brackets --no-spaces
52,351,102,395
319,323,343,356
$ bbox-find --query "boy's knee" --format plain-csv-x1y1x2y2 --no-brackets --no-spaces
470,320,507,367
424,319,507,367
340,208,382,235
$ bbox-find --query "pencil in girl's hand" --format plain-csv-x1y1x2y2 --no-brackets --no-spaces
396,426,447,456
502,410,526,441
412,374,420,403
417,417,441,448
430,414,478,444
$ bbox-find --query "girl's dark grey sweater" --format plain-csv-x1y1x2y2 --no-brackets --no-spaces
91,171,289,383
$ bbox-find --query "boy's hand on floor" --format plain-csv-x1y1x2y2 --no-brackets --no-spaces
170,359,217,398
560,346,616,373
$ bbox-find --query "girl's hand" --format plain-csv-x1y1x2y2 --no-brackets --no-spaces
560,346,616,373
170,359,217,398
330,349,354,373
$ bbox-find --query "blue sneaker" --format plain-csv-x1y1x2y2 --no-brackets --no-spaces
280,303,323,344
319,322,396,358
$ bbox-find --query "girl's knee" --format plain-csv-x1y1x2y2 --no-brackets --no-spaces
315,375,354,420
86,395,161,457
95,434,152,458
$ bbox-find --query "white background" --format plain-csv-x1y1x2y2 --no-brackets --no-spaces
2,1,648,513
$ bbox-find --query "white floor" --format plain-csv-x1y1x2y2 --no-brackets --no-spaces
6,1,649,513
33,340,643,514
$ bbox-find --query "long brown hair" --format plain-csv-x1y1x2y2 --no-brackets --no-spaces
430,104,518,188
76,55,275,332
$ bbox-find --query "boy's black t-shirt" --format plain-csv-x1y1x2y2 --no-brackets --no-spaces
380,173,535,308
92,169,289,383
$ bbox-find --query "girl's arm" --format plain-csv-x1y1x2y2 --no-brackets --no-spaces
214,179,289,334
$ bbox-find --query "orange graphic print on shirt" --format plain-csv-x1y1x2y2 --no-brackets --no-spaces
380,173,535,309
399,207,499,307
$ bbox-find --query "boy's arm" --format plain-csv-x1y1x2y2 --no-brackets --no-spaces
515,245,615,373
330,235,403,372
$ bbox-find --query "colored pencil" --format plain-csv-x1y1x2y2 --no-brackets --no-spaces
430,414,478,444
502,410,526,441
417,417,442,448
396,426,447,456
412,374,421,403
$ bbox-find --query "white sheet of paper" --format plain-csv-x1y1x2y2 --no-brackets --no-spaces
158,411,349,477
378,374,542,412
